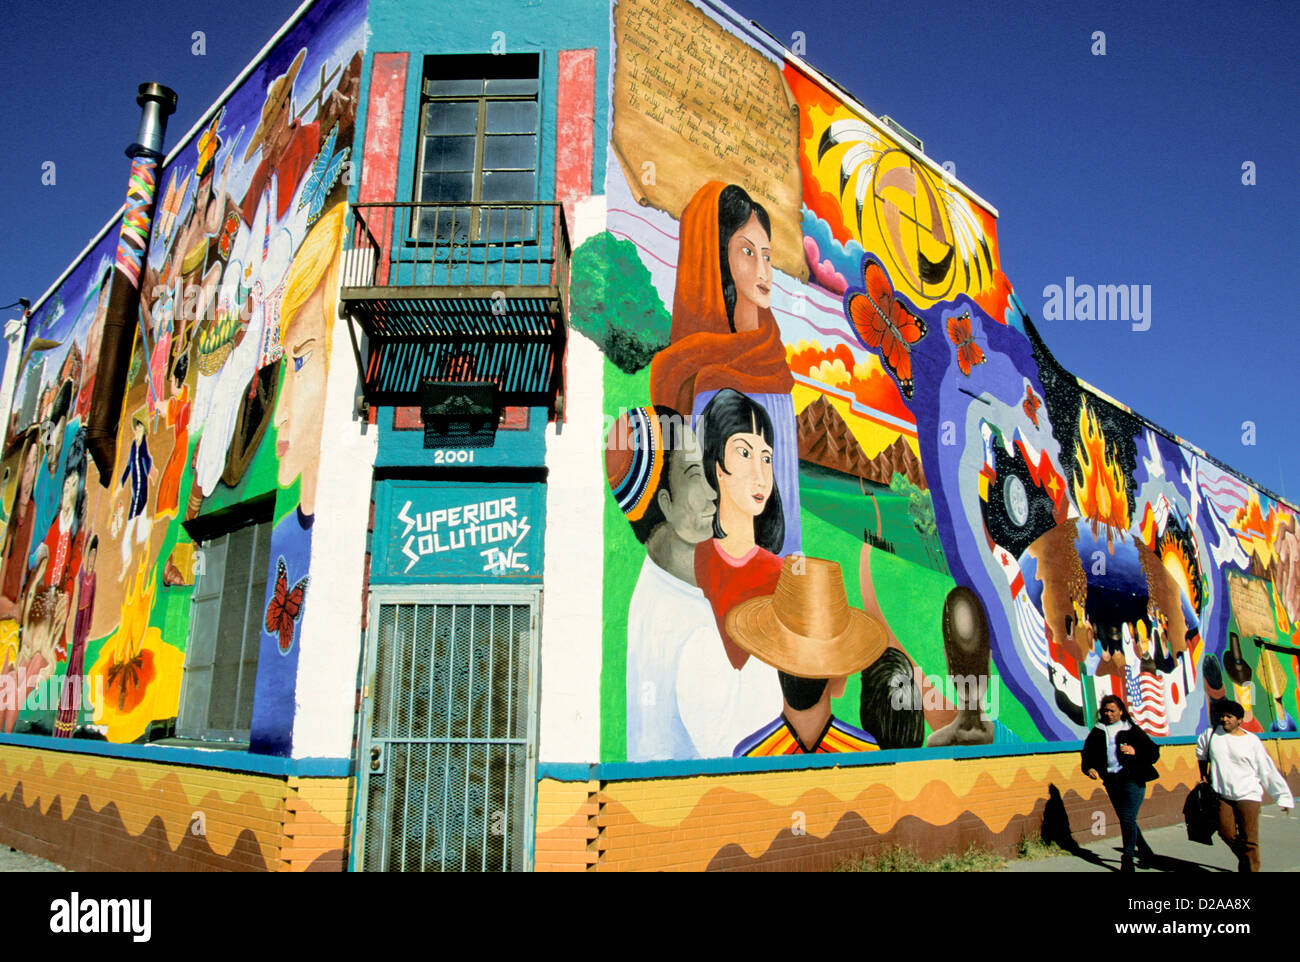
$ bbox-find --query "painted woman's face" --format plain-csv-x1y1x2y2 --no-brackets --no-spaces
717,422,773,519
725,212,772,310
274,281,328,493
60,472,78,516
20,445,37,501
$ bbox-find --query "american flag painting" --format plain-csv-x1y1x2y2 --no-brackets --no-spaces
1127,664,1170,736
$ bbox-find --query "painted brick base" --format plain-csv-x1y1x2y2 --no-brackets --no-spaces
0,744,351,872
536,741,1300,871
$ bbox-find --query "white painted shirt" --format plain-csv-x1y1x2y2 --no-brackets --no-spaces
626,556,777,761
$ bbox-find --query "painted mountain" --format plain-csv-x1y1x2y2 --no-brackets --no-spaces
796,395,926,489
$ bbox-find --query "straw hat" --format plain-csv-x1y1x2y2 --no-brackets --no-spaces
726,556,888,678
244,49,307,162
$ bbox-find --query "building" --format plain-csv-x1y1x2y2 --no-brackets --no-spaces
0,0,1296,872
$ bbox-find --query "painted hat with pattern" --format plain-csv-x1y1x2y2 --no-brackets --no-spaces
604,407,664,523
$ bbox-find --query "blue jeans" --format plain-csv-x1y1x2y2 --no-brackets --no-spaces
1103,776,1152,868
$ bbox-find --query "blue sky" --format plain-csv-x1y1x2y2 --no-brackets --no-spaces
1,0,1296,501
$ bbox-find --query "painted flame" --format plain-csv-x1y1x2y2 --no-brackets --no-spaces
1160,534,1199,613
1233,492,1278,569
1072,401,1130,545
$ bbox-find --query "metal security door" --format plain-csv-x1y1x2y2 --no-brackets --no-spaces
355,587,539,871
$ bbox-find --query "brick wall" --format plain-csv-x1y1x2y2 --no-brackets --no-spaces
0,744,349,871
538,741,1300,871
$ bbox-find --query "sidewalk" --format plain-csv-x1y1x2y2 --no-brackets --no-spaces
0,846,68,872
1003,809,1300,872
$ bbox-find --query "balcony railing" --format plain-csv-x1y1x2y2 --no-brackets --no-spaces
342,201,569,304
339,201,570,418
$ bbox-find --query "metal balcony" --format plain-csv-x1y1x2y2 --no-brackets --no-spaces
340,201,569,417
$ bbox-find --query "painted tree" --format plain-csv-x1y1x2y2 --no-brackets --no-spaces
569,232,670,374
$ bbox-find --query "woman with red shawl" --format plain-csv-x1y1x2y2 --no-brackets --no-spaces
649,182,800,556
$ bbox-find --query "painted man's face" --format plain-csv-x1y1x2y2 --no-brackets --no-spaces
658,425,716,545
274,281,328,492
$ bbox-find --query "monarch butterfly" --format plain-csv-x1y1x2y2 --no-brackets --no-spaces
847,258,927,398
946,310,986,377
266,557,310,654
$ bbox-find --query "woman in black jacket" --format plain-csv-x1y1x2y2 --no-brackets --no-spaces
1081,694,1161,871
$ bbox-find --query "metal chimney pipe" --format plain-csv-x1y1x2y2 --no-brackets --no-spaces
85,83,178,486
130,83,176,157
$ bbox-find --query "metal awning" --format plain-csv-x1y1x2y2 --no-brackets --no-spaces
340,201,569,417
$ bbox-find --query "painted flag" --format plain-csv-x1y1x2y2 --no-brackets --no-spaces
1132,669,1170,736
1014,592,1050,681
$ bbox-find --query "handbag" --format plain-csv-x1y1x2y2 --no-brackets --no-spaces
1183,732,1219,845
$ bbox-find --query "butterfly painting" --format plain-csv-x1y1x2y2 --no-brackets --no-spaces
266,557,310,654
946,310,986,377
297,124,350,227
846,258,927,398
1023,383,1042,428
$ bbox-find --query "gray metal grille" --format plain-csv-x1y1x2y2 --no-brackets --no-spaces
360,599,533,871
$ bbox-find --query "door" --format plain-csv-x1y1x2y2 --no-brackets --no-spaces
354,586,540,871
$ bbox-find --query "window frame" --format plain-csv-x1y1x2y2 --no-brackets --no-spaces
411,53,543,243
175,503,275,744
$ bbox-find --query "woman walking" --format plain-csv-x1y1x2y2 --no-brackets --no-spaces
1082,694,1161,871
1197,699,1294,872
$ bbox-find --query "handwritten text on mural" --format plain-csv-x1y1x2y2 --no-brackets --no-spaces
612,0,805,278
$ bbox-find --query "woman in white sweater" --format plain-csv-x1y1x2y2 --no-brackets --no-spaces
1196,699,1294,872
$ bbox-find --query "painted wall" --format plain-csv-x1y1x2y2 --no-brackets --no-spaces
593,0,1300,768
0,740,350,871
536,741,1300,871
0,0,367,757
358,0,613,765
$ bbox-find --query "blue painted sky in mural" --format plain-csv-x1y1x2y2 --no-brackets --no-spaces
0,0,1296,502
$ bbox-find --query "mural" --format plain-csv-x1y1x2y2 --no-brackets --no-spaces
597,0,1300,763
0,0,363,750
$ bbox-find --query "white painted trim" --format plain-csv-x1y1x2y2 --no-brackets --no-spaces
537,328,605,763
290,286,378,759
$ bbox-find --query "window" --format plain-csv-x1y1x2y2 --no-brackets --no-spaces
414,53,540,242
177,516,274,741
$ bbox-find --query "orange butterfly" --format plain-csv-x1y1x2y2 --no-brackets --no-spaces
1023,384,1041,428
266,557,310,654
847,259,928,398
946,310,986,376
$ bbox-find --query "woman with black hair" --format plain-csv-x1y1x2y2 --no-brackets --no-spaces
1081,694,1161,871
649,182,800,556
694,387,786,670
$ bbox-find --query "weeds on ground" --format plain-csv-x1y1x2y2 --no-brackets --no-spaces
1016,834,1067,861
836,843,1006,872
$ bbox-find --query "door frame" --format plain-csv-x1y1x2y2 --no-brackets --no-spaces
349,583,542,871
